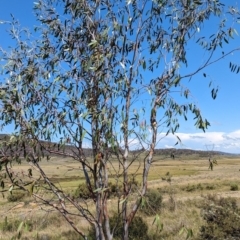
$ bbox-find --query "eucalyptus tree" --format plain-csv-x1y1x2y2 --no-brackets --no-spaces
0,0,239,239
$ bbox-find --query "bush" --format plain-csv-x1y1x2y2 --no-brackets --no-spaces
230,183,238,191
0,216,35,234
74,183,92,199
183,183,203,192
75,179,139,200
140,188,163,215
88,214,150,240
129,177,139,193
205,184,215,190
7,190,26,202
108,182,122,197
199,194,240,239
0,216,21,232
75,182,122,199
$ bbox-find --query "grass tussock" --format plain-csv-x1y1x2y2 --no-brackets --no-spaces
198,194,240,239
230,183,239,191
140,188,163,216
7,190,28,202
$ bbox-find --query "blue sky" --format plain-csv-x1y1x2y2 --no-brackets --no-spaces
0,0,240,153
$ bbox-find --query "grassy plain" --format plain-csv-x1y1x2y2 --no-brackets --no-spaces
1,153,240,239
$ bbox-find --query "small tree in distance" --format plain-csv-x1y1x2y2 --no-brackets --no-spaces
0,0,239,239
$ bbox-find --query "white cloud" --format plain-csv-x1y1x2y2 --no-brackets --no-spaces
155,130,240,153
223,130,240,140
164,144,174,149
117,129,240,153
120,137,145,150
82,142,92,148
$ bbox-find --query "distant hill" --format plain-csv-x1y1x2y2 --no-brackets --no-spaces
0,134,238,159
152,148,239,158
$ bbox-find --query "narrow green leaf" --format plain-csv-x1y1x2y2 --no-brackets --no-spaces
152,214,160,225
93,187,108,193
119,197,127,204
233,28,239,36
186,229,193,239
173,76,181,86
142,60,146,70
179,227,185,236
194,1,202,5
17,221,24,234
88,39,98,47
9,185,13,192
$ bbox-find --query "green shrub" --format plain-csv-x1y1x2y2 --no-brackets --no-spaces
129,177,139,193
75,179,138,200
183,183,203,192
140,188,163,215
7,190,26,202
88,214,150,240
0,216,35,234
185,184,196,192
0,217,21,232
230,183,238,191
205,184,215,190
197,183,204,190
74,183,92,199
108,182,122,197
199,194,240,239
161,172,172,182
75,182,122,199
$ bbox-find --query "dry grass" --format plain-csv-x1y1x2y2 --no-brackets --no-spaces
0,210,89,240
1,154,240,239
145,198,204,240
